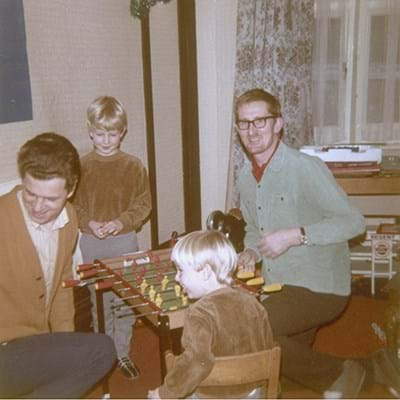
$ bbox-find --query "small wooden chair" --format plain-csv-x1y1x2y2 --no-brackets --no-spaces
165,345,281,399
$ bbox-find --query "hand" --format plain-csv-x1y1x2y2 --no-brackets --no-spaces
100,219,124,236
88,220,107,239
257,228,301,259
237,248,258,272
147,388,161,399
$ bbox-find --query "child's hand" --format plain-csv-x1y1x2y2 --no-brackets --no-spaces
100,219,123,236
88,220,107,239
147,388,161,399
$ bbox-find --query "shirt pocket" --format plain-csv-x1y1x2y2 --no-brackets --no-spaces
269,192,298,229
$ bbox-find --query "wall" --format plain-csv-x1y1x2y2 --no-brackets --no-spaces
150,1,185,242
0,0,188,250
196,0,238,224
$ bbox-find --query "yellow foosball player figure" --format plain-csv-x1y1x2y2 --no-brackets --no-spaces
148,230,274,399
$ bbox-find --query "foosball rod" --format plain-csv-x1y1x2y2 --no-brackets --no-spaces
62,273,116,288
116,309,160,320
111,286,177,311
94,270,177,295
76,257,173,275
79,265,176,281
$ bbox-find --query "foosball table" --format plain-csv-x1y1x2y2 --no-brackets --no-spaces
63,246,263,378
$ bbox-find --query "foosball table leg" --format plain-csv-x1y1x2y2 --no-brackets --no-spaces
158,315,172,379
96,289,110,396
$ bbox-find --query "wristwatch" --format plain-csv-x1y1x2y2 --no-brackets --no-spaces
300,227,308,245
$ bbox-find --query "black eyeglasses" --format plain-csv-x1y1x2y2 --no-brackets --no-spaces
236,116,278,131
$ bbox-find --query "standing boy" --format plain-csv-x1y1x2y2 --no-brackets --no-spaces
0,132,116,398
73,96,151,379
148,230,274,399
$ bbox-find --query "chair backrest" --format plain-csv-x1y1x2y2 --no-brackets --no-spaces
165,345,281,399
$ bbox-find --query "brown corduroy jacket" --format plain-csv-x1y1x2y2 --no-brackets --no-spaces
158,287,274,399
0,186,78,343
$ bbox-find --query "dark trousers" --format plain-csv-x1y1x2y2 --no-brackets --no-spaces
262,285,350,392
0,332,116,399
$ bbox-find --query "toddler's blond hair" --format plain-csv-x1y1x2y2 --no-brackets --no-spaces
171,230,237,286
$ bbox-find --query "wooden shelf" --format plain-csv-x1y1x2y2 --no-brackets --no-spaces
335,174,400,195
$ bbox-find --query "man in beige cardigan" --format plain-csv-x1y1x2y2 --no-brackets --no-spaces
0,133,116,398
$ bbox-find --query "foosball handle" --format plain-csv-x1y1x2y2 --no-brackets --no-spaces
62,279,81,288
79,269,100,279
76,263,96,272
95,280,116,290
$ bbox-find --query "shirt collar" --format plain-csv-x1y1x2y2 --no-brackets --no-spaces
251,140,282,182
17,190,69,232
265,140,286,172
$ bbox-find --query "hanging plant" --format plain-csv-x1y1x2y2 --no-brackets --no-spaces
130,0,172,19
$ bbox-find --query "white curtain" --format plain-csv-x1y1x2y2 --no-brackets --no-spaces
312,0,400,145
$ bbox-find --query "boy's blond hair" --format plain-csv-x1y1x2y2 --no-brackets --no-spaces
87,96,127,134
171,230,237,286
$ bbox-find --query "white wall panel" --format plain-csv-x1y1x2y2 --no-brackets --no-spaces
196,0,238,224
150,0,185,243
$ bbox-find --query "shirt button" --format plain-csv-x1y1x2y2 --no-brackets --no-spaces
35,276,42,281
260,227,264,231
257,184,261,189
258,206,261,210
39,294,45,299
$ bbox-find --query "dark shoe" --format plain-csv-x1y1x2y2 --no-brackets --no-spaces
118,356,140,380
372,348,400,398
323,360,366,399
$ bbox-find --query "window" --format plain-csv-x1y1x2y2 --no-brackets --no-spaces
312,0,400,145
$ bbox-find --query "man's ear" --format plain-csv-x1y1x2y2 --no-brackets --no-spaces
67,182,77,199
274,117,284,135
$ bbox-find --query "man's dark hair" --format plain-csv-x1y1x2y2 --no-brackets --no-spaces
18,132,80,193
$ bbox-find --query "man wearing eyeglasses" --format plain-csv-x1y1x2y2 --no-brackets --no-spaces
235,88,370,398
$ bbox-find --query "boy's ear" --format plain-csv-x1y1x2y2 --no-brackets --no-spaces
120,128,127,140
201,264,213,281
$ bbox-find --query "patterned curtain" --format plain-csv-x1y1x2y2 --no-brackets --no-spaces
226,0,314,210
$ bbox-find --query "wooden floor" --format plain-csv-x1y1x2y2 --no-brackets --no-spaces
85,279,397,399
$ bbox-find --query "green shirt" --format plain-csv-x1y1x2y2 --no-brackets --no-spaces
238,142,365,296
